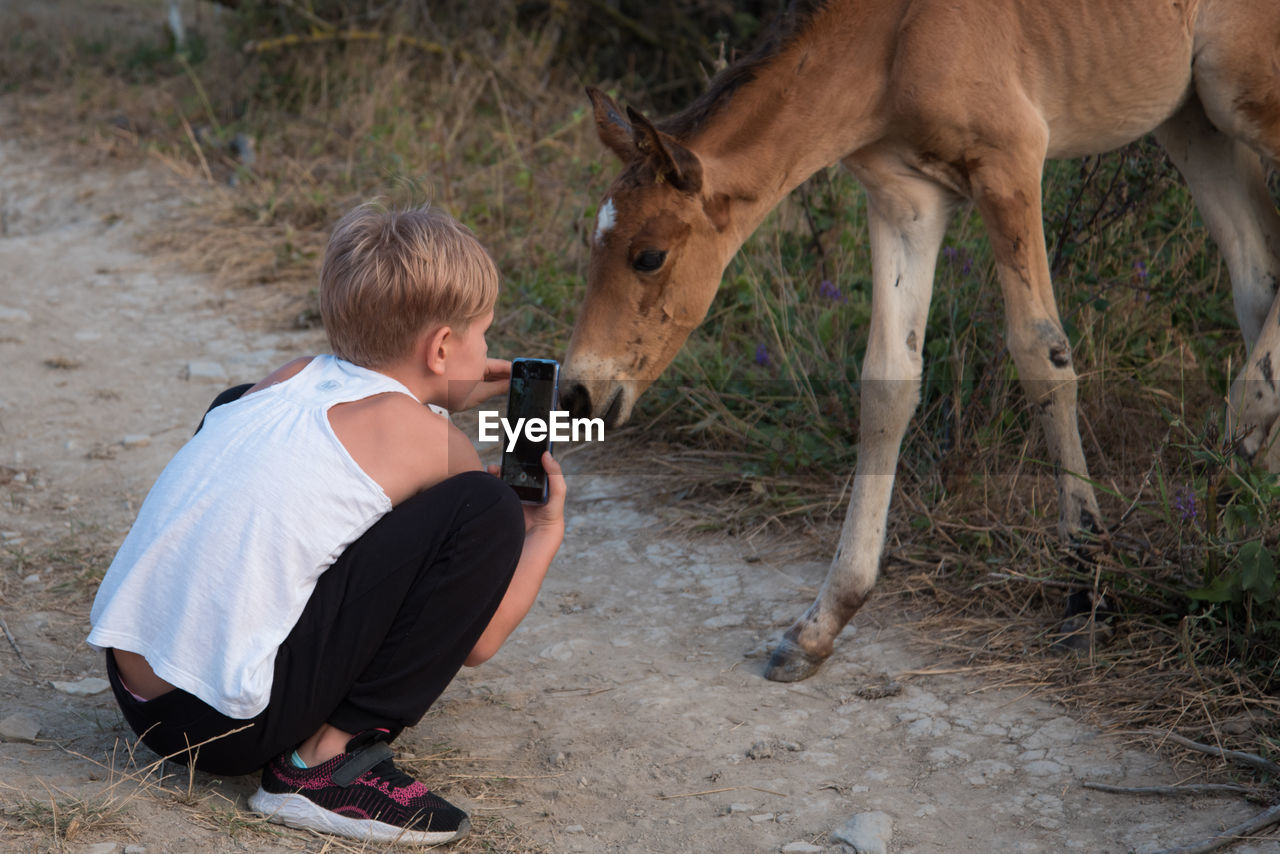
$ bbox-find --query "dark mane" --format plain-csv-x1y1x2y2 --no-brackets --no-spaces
657,0,829,141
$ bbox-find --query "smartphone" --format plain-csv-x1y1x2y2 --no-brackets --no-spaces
500,358,560,504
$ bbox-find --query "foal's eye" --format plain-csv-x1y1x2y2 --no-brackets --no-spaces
632,250,667,273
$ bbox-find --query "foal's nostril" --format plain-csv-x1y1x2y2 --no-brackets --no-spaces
560,383,591,419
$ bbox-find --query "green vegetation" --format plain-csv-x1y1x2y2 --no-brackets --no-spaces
4,0,1278,738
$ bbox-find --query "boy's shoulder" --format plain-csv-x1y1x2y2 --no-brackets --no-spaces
335,392,480,503
247,356,314,395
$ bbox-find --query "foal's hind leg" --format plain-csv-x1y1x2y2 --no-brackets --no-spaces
966,126,1105,646
1155,97,1280,462
1188,6,1280,462
765,161,954,682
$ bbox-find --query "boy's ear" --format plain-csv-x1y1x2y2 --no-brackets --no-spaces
420,325,453,375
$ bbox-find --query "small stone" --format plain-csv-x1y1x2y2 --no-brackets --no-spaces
702,613,745,629
1023,759,1068,777
832,811,893,854
0,714,41,743
86,844,118,854
230,133,256,166
0,306,31,323
565,825,584,834
965,759,1014,786
184,361,228,382
782,844,824,853
727,803,753,814
50,677,111,696
749,813,776,824
124,846,148,854
120,434,151,449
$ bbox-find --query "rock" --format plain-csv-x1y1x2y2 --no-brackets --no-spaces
702,613,745,629
727,803,753,814
832,811,893,854
964,759,1014,786
120,434,151,449
123,846,148,854
0,306,31,323
50,676,111,696
184,361,228,382
85,843,118,854
230,133,256,167
749,813,776,823
1023,759,1068,777
565,825,584,834
0,714,40,743
782,844,824,853
748,738,803,759
537,638,591,662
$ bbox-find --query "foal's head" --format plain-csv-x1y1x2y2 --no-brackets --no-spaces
562,88,738,427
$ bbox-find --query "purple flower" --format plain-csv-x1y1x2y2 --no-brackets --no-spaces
1172,487,1198,524
754,343,770,367
1133,260,1148,281
818,279,846,303
943,246,973,276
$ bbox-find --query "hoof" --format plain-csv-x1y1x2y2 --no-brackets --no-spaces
1050,614,1114,654
1051,589,1115,653
763,637,829,682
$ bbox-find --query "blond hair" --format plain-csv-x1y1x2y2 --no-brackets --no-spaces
319,204,500,367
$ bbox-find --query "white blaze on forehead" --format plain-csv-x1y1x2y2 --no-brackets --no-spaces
594,198,616,245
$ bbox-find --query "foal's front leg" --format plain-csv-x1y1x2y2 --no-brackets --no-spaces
969,136,1106,648
766,166,954,681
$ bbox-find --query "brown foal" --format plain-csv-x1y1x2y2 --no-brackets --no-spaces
561,0,1280,681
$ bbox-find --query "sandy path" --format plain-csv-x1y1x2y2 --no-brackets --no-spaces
0,112,1270,853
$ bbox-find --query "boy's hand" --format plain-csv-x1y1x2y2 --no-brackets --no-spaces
483,451,567,534
522,451,566,533
459,359,511,410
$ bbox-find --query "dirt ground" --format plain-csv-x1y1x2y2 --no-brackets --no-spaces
0,104,1276,854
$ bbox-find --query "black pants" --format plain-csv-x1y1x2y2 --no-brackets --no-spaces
106,385,524,777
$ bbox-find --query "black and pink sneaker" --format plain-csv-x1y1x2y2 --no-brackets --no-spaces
248,731,469,845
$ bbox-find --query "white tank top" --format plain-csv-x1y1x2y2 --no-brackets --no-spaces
88,355,420,719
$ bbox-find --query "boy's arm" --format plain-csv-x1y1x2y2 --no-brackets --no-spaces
457,358,512,411
464,452,566,665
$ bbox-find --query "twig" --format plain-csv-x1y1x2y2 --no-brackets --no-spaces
0,611,33,673
243,30,448,57
1082,782,1263,800
981,571,1078,591
656,784,789,801
1151,803,1280,854
656,787,739,800
1147,731,1280,778
177,112,214,184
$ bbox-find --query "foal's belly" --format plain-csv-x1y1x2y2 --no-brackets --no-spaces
1028,2,1196,158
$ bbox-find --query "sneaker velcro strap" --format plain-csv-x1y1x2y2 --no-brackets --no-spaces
332,742,395,787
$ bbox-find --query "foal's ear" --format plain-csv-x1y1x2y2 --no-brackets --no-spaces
625,106,702,194
587,86,638,163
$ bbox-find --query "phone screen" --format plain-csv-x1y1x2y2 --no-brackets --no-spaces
500,358,560,503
